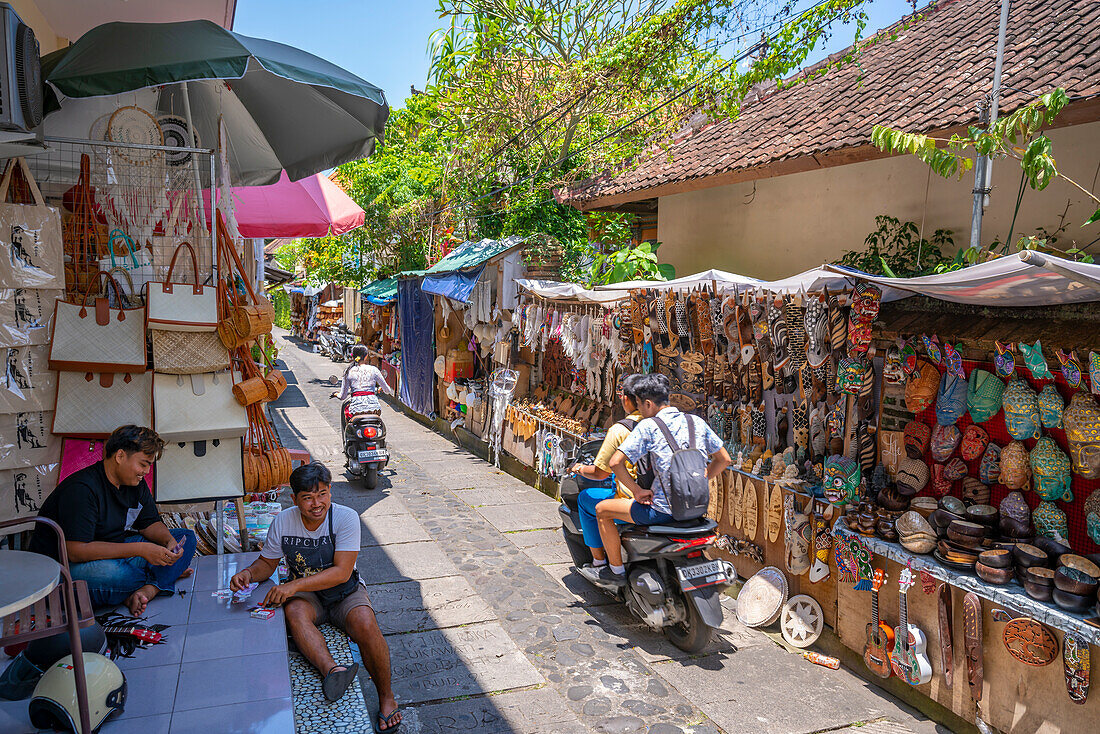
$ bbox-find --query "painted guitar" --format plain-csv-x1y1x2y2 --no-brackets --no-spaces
890,568,933,685
862,568,895,679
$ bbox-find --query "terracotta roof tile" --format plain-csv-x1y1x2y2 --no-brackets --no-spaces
563,0,1100,206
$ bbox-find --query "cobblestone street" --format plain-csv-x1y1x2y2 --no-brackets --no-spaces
271,330,950,734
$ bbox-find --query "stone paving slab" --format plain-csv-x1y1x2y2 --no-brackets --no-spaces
358,512,432,546
332,486,409,517
401,687,589,734
453,486,557,507
653,642,931,734
364,576,497,634
358,541,461,584
582,599,743,664
477,502,563,532
544,562,619,608
387,622,544,704
503,528,575,565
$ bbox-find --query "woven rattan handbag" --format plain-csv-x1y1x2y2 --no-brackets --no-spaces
151,329,230,375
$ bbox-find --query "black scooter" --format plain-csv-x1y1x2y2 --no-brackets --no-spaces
331,392,389,489
559,439,736,653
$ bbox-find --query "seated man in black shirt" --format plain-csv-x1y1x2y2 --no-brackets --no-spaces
30,425,197,616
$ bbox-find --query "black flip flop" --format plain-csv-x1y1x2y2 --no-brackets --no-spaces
377,708,402,733
321,663,359,702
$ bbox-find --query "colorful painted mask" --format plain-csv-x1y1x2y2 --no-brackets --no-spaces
1018,340,1053,380
900,338,918,376
1056,349,1082,388
1091,351,1100,395
1000,490,1031,525
905,360,939,414
943,343,965,379
1085,489,1100,545
1063,391,1100,479
846,317,873,355
994,341,1015,378
943,457,968,482
903,420,931,459
1002,378,1041,441
935,372,968,426
979,442,1002,485
1030,437,1072,502
803,296,830,368
850,282,881,323
931,463,952,497
930,423,961,462
896,457,930,496
960,424,989,461
1038,384,1064,429
967,369,1004,424
826,401,846,439
1033,501,1069,545
884,343,904,385
1000,440,1031,491
836,356,868,395
922,334,943,366
823,454,861,505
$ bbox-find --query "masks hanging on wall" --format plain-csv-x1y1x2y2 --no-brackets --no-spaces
960,424,990,461
967,369,1004,424
930,423,961,462
1000,440,1031,491
1064,391,1100,479
903,420,931,459
905,360,939,414
896,457,930,496
1030,436,1073,503
935,372,968,426
823,454,861,506
1038,384,1064,429
979,442,1002,485
1003,378,1041,441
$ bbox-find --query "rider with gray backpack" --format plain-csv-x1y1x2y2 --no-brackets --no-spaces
581,373,732,587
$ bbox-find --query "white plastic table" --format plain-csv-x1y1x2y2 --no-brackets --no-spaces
0,549,61,618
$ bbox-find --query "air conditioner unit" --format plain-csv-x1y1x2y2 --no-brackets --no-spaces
0,3,41,134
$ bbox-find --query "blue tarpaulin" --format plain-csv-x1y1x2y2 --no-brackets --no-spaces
398,278,436,417
421,267,484,304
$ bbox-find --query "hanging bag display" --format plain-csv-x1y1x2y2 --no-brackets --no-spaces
258,338,287,401
0,410,58,470
58,437,104,482
98,228,154,292
155,437,244,503
231,347,268,406
0,157,64,290
48,271,147,372
151,330,230,375
153,370,248,441
147,242,218,331
52,370,152,438
217,212,274,339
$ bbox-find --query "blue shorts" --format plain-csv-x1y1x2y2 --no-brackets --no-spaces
629,502,675,525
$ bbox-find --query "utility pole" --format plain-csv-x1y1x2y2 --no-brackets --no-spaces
969,0,1012,251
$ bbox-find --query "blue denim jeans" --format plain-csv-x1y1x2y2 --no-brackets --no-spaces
578,485,617,549
70,528,197,608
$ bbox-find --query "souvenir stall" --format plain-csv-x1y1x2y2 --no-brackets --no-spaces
360,277,399,394
623,256,1100,733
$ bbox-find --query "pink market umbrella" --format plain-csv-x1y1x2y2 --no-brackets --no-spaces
202,171,365,238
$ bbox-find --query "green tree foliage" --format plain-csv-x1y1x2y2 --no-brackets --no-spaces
839,215,954,277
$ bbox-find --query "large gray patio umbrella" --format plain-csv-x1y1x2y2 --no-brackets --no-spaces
41,20,389,185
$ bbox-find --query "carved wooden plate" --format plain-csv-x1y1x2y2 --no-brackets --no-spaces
730,473,743,530
781,594,824,648
736,566,788,628
742,477,758,541
707,475,720,521
1003,617,1059,667
767,481,783,543
715,472,726,524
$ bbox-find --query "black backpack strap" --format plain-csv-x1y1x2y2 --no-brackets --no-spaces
617,418,638,431
685,413,697,450
651,416,680,451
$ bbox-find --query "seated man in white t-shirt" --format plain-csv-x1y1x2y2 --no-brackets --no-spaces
230,463,401,732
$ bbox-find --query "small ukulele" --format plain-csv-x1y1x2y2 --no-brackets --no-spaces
863,568,894,678
891,568,933,685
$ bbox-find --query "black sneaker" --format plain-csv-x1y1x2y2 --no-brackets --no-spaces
580,564,626,588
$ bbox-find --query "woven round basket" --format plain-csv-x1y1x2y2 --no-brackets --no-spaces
233,376,268,406
735,566,788,628
264,369,288,401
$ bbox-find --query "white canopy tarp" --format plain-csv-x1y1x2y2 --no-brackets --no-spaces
592,268,762,292
823,251,1100,306
516,279,626,304
757,266,910,301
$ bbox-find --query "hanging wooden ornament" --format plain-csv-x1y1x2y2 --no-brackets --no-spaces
731,472,743,530
715,471,726,524
742,478,758,541
766,482,783,543
1064,634,1090,704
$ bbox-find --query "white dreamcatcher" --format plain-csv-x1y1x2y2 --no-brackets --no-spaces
488,368,518,467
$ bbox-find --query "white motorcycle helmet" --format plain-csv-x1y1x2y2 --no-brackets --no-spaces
28,653,126,733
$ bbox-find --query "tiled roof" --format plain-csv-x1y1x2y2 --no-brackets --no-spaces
562,0,1100,207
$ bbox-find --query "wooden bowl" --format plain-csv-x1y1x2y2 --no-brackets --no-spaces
940,496,966,515
1033,536,1072,561
1024,580,1054,602
1054,566,1100,596
978,548,1013,569
1053,588,1094,613
1025,566,1055,586
946,527,985,548
910,497,938,519
1000,516,1035,539
897,511,935,539
900,536,937,555
1013,543,1050,569
937,540,979,564
876,521,899,542
966,505,999,526
976,562,1013,585
950,520,988,537
1060,555,1100,578
931,509,964,534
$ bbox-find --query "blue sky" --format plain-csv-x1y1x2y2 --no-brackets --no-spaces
234,0,921,110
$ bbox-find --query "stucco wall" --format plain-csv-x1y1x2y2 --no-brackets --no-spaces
11,1,66,53
655,120,1100,280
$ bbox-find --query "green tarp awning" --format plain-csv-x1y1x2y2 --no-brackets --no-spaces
422,235,527,275
360,277,398,303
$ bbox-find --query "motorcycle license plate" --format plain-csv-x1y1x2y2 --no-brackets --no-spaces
357,449,388,462
676,560,727,591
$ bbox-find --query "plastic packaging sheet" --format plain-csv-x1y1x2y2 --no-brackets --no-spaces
0,205,64,290
0,462,59,523
0,410,59,470
0,345,56,413
0,288,61,347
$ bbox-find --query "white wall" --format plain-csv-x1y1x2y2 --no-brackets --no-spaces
656,121,1100,280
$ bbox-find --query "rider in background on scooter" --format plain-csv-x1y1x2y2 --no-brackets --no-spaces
583,373,731,587
331,345,393,416
568,374,644,572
